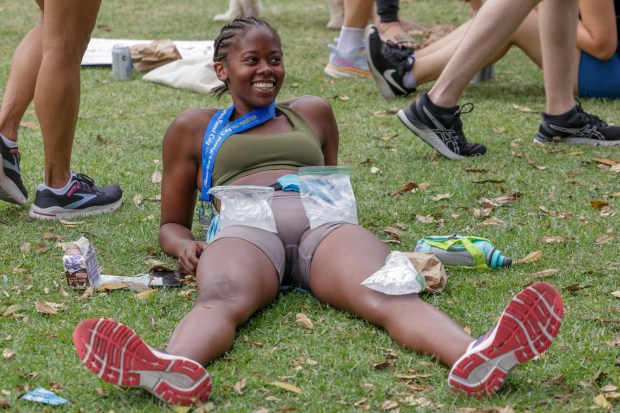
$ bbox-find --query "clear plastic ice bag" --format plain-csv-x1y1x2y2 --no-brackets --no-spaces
208,185,277,233
298,166,358,229
361,251,427,295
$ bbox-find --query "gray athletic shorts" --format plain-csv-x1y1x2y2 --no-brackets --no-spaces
210,190,350,289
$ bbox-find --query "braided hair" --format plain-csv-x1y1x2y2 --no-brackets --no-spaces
211,17,280,99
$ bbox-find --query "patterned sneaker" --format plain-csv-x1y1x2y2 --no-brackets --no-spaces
73,318,212,405
534,104,620,146
324,44,371,78
0,137,28,205
29,173,122,220
364,25,416,99
448,282,563,397
397,92,487,160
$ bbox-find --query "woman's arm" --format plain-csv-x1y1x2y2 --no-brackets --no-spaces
578,0,618,60
282,96,339,165
159,109,214,274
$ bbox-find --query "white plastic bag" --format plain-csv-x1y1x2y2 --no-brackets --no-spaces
208,185,277,233
361,251,426,295
298,166,358,229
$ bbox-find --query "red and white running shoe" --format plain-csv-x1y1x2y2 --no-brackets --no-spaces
73,318,212,405
448,282,563,397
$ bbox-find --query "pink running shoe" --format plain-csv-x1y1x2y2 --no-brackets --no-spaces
73,318,212,405
448,282,563,397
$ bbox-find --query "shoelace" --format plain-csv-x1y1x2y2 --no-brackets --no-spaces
75,173,103,195
574,104,608,127
383,41,415,69
451,103,475,145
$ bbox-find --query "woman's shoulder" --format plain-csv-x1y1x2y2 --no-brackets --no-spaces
278,95,334,120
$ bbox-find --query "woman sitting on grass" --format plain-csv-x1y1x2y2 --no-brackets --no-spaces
72,17,564,405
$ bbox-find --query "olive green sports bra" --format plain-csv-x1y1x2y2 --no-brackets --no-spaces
210,104,325,186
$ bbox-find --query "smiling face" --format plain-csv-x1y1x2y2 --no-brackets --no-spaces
214,26,285,115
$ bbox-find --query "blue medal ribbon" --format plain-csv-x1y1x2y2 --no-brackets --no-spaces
200,102,276,202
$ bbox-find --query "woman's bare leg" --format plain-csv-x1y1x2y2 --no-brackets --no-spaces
309,226,472,366
35,0,101,188
0,14,43,142
166,238,280,365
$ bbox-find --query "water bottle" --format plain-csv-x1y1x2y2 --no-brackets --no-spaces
414,234,512,269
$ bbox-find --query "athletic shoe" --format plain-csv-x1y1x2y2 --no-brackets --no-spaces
397,92,487,160
364,25,416,99
534,104,620,146
0,137,28,205
448,282,564,397
324,44,371,78
29,173,122,220
73,318,212,405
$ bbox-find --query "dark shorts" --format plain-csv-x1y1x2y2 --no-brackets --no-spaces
210,190,350,289
578,48,620,99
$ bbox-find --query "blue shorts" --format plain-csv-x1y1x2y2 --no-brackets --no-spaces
210,190,350,289
578,47,620,99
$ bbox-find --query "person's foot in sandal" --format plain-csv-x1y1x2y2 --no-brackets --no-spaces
377,21,419,49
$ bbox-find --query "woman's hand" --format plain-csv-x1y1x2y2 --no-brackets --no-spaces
177,241,208,275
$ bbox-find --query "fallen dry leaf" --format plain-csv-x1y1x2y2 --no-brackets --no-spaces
611,291,620,299
133,194,143,205
432,193,451,201
416,215,434,224
35,300,58,315
383,226,404,238
591,201,609,209
234,378,246,394
514,250,543,264
539,235,574,244
512,103,532,113
135,289,157,299
480,217,503,226
295,313,314,329
98,282,129,291
529,269,560,278
151,170,162,183
3,304,22,317
392,182,418,197
2,348,15,360
270,381,302,394
380,400,399,410
596,235,616,245
593,393,612,410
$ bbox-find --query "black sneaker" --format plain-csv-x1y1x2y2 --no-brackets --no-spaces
0,137,28,205
534,104,620,146
397,92,487,160
29,173,123,220
364,25,416,99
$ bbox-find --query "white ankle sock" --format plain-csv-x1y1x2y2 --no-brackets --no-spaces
336,27,365,54
42,173,76,194
1,133,17,148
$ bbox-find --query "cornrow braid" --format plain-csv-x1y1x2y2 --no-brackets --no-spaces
211,17,280,99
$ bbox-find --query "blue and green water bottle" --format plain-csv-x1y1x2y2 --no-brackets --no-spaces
414,234,512,269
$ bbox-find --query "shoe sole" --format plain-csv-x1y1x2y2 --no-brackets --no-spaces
364,26,398,99
533,135,620,146
397,109,465,160
448,282,563,397
324,64,371,79
28,197,123,220
0,153,27,205
73,318,212,405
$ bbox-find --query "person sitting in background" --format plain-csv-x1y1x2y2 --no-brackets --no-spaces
365,0,620,160
366,0,620,100
72,17,564,405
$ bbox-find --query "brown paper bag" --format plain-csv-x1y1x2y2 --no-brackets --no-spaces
404,251,447,293
130,40,182,73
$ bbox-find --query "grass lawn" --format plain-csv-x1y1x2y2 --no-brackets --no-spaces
0,0,619,411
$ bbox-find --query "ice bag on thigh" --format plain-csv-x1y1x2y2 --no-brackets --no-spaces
298,166,358,229
361,251,426,295
208,185,277,233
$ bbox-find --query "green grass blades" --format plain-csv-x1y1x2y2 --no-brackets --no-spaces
1,0,619,411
